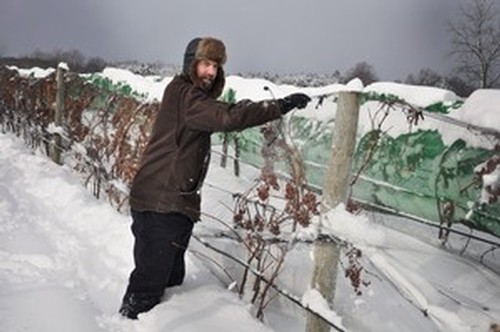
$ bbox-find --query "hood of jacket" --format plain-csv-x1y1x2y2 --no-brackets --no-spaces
182,37,226,99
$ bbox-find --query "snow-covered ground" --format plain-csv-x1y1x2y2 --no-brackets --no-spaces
1,132,499,332
0,134,276,332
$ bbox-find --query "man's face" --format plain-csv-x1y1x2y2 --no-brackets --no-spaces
196,59,218,90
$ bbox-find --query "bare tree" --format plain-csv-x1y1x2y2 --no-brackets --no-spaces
444,75,475,97
449,0,500,88
405,68,475,97
85,56,107,73
27,48,100,72
343,61,379,85
405,68,445,88
57,49,86,70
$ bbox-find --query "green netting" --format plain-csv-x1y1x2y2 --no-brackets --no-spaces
215,117,500,238
352,129,499,236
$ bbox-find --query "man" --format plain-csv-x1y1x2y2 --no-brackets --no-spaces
119,37,311,319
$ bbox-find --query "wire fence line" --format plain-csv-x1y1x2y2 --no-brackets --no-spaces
208,141,500,255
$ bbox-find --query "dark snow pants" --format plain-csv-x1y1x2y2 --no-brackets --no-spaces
124,210,194,301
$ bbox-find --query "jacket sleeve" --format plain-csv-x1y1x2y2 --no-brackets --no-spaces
182,86,283,132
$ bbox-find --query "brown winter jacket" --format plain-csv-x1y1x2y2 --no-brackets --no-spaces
129,74,283,222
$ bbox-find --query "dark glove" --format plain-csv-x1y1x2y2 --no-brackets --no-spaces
278,93,312,114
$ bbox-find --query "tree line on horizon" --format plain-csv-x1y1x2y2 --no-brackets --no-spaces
0,48,107,74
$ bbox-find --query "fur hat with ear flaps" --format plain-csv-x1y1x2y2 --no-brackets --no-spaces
183,37,227,98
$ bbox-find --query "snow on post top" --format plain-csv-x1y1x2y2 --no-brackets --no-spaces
344,77,364,92
58,62,69,71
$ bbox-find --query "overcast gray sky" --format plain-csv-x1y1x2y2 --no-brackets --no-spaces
0,0,468,80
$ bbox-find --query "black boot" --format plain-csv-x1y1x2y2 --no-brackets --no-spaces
119,293,160,319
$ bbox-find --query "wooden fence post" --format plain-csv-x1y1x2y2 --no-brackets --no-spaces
52,63,66,165
306,91,360,332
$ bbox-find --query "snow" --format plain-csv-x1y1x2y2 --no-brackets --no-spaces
364,82,458,108
317,205,386,248
301,288,345,329
46,123,66,135
58,62,69,71
7,65,55,78
99,67,172,103
456,89,500,132
344,78,364,92
1,66,500,331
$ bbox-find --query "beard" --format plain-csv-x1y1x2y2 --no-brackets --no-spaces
198,75,214,90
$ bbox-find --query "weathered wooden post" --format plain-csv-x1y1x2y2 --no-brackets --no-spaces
52,63,66,165
306,91,360,332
